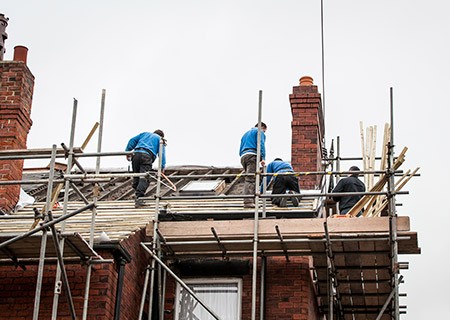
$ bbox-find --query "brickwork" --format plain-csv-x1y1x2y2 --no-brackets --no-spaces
0,60,34,212
290,79,325,190
264,257,318,320
116,229,148,319
0,230,147,319
0,259,116,319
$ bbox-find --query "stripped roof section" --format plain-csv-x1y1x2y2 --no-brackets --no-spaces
22,165,246,202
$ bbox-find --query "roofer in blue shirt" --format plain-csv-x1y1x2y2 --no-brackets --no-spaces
239,122,267,208
265,158,301,207
126,129,166,207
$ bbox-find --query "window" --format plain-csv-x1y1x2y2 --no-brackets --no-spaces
175,278,242,320
179,180,226,196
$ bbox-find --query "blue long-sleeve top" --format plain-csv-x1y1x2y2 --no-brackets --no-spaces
265,160,294,187
125,132,166,169
239,127,266,160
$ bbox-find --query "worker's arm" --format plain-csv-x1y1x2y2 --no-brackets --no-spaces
331,179,345,202
125,134,141,161
160,144,166,170
260,132,266,162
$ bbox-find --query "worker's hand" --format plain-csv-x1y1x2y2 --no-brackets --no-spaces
126,155,132,161
260,160,265,167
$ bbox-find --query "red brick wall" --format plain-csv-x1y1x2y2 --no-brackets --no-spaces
0,60,34,212
264,257,319,320
290,78,325,190
0,260,116,319
163,256,319,320
0,230,148,319
117,229,149,319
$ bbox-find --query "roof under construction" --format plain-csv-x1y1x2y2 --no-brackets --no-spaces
0,158,420,320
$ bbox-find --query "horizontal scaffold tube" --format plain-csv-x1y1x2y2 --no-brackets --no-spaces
0,169,412,186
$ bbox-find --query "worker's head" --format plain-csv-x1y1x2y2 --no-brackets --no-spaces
274,158,283,162
154,129,164,138
254,122,267,132
349,166,360,177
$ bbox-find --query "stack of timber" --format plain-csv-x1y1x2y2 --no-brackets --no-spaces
347,123,419,217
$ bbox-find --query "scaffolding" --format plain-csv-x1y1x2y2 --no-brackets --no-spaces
0,89,420,320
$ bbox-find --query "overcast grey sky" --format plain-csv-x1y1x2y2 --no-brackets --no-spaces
3,1,449,318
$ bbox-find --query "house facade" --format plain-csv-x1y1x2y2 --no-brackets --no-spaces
0,29,419,320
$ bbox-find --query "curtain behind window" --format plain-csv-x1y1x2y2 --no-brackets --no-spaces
178,282,240,320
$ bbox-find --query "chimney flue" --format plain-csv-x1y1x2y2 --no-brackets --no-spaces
0,13,8,61
299,76,314,86
13,46,28,64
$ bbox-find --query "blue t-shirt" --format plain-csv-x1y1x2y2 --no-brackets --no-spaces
126,132,166,168
239,127,266,160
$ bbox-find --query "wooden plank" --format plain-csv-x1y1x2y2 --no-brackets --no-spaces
347,147,408,217
359,240,380,307
152,217,411,238
80,122,99,151
30,182,65,229
0,233,97,260
380,123,390,172
369,167,420,217
360,121,368,186
369,125,377,190
342,240,364,307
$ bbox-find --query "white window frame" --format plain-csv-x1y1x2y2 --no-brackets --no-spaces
174,277,242,320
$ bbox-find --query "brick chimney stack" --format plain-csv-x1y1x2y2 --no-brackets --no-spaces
290,76,325,190
0,27,35,212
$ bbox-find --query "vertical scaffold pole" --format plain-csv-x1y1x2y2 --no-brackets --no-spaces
251,90,263,320
138,266,151,320
336,136,341,182
260,165,267,319
52,98,77,320
83,89,106,320
147,138,164,320
388,87,399,319
33,145,57,320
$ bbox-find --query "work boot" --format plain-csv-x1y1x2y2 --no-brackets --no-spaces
272,197,287,207
244,202,256,209
289,191,301,207
135,198,145,208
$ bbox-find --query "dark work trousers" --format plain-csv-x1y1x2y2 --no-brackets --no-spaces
271,174,300,206
131,152,156,198
241,154,257,205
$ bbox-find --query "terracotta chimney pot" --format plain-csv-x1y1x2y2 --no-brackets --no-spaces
299,76,314,86
13,45,28,64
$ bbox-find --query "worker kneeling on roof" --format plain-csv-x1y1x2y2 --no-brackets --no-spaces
265,158,301,207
